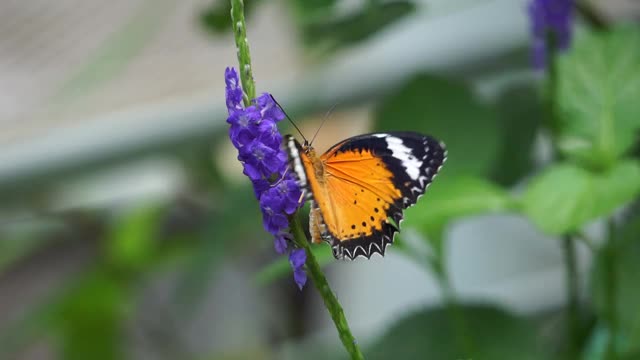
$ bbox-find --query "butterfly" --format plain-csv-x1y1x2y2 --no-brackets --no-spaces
285,132,446,260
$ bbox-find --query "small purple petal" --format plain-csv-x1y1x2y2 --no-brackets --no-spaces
263,212,289,234
254,93,285,123
251,178,270,199
293,268,307,290
289,248,307,269
276,179,302,215
274,234,289,254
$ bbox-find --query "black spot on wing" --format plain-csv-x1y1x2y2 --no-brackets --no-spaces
331,221,399,260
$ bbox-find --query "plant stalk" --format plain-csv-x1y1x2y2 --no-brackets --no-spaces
432,258,474,358
289,215,365,360
604,219,618,360
230,0,256,106
562,235,580,359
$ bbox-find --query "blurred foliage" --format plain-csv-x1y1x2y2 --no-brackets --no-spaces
199,0,415,54
521,161,640,235
491,86,542,186
402,176,514,258
53,271,130,360
297,1,416,54
591,211,640,356
199,0,259,34
366,303,544,359
554,27,640,170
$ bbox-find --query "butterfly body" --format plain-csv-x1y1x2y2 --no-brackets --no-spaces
286,132,446,260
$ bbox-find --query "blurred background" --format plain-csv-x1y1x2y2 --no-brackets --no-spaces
1,0,639,359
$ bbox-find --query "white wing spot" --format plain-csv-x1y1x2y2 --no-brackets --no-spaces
287,137,307,188
385,136,422,180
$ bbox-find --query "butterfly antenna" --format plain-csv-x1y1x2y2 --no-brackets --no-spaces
270,95,308,143
310,102,339,146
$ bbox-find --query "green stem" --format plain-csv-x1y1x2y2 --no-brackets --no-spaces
562,235,580,359
230,0,256,106
574,231,597,252
290,215,364,360
604,219,618,360
434,262,474,358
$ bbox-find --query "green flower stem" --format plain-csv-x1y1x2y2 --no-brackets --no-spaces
230,0,256,106
435,266,475,358
563,235,580,360
604,219,618,360
289,214,365,360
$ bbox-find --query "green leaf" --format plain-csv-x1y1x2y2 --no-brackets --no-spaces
255,243,333,286
591,211,640,355
375,74,501,177
301,1,415,53
54,271,130,360
402,176,514,255
555,26,640,169
199,0,259,34
521,160,640,235
106,206,163,270
491,85,542,186
287,0,337,24
366,303,543,359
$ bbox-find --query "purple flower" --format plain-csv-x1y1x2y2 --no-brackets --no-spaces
227,106,260,149
224,67,306,289
225,67,243,112
260,190,290,234
289,249,307,290
527,0,574,70
242,140,287,178
274,233,290,254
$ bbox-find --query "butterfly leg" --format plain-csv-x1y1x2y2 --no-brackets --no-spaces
298,190,306,206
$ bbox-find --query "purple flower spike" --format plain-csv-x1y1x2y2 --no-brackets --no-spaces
527,0,574,71
225,67,244,112
224,67,306,289
289,249,307,290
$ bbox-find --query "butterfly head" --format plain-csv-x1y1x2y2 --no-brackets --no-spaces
301,139,317,158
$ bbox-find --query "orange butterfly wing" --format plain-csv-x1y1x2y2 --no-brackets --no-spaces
286,132,446,260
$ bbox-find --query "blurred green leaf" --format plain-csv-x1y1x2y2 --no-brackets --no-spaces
492,86,542,186
255,243,333,286
301,1,415,53
521,160,640,235
366,303,543,359
402,176,514,256
107,206,163,270
555,26,640,169
375,74,501,177
54,271,130,360
287,0,337,23
199,0,259,34
591,211,640,355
